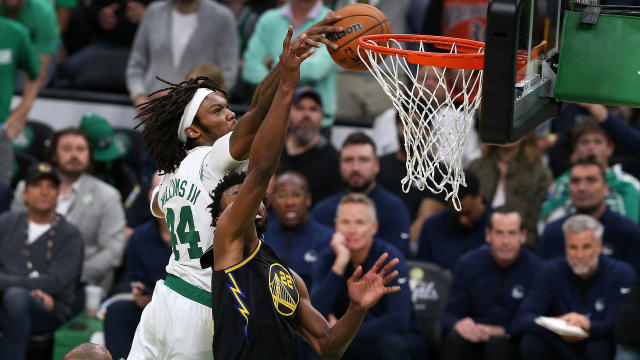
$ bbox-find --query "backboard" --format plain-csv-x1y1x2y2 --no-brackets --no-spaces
480,0,564,143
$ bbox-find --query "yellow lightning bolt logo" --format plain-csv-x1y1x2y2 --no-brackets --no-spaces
227,273,250,327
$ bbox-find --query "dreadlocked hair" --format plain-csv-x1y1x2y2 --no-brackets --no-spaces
135,76,228,173
208,171,247,227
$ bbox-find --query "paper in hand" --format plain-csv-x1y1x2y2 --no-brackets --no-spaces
534,316,588,337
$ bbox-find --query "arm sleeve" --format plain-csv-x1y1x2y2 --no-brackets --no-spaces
441,262,469,332
354,253,412,340
32,4,60,54
590,266,636,337
511,265,554,335
600,113,640,153
126,8,151,98
213,8,239,89
16,25,40,79
241,13,273,84
82,192,127,282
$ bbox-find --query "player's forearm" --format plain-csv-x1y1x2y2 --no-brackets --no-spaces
316,302,367,359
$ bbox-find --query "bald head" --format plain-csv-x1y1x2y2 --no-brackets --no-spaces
62,343,112,360
274,172,309,193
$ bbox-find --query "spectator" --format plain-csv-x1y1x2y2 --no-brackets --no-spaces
469,132,552,247
62,342,112,360
243,0,337,129
416,170,490,271
103,172,170,360
614,277,640,360
0,0,59,87
441,205,542,360
127,0,238,107
62,0,152,87
279,86,342,205
0,163,84,360
219,0,259,62
541,118,640,227
537,160,640,272
264,171,333,287
311,193,425,360
0,17,40,183
376,103,447,253
331,0,410,126
11,129,126,293
53,0,75,34
311,132,411,255
513,214,635,360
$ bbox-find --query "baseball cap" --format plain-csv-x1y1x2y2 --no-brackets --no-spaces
80,113,125,162
292,86,322,107
25,162,60,186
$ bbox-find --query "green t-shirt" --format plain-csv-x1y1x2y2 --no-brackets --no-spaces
55,0,77,9
0,0,60,54
0,18,40,123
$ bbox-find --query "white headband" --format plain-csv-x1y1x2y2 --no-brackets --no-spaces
177,88,214,143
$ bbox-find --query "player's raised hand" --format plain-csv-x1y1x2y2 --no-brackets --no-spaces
280,26,314,86
347,253,400,310
293,10,343,55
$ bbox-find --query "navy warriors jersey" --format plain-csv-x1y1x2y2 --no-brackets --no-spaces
157,133,247,292
212,240,299,360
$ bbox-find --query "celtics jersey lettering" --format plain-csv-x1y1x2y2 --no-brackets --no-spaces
212,241,299,360
159,133,246,293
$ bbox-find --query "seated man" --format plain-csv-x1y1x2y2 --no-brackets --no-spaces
416,170,491,271
311,193,425,360
513,214,636,360
541,118,640,226
441,205,543,360
0,163,84,359
103,172,170,360
311,132,411,255
538,159,640,272
264,171,333,288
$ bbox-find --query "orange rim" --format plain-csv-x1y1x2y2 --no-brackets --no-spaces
358,34,485,70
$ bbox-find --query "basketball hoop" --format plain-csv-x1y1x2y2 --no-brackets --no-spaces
358,34,485,210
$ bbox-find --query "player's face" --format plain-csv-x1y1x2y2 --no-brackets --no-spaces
574,132,613,166
289,98,323,144
55,134,91,176
566,229,602,277
24,178,59,214
486,212,525,266
195,92,237,145
340,144,379,192
569,165,609,213
335,203,377,252
271,175,311,229
220,184,267,231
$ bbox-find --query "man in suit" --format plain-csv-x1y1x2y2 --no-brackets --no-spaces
12,128,126,293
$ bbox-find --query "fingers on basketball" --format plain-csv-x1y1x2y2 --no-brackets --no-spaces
327,3,393,72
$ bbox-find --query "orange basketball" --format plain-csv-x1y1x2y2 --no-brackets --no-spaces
327,3,392,72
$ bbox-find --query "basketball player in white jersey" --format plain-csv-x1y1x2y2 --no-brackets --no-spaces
127,15,343,360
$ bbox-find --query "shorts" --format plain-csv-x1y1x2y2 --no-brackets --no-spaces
128,277,212,360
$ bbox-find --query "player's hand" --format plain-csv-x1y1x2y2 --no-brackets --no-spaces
126,0,146,24
31,289,55,312
99,3,119,31
279,26,314,86
4,104,29,139
347,253,400,310
293,11,343,55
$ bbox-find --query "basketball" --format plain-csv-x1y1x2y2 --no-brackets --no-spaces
327,3,392,72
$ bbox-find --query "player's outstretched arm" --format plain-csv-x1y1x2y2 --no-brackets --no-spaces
215,28,313,254
227,12,342,160
294,253,400,360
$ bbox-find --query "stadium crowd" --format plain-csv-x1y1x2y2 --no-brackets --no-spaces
2,0,640,359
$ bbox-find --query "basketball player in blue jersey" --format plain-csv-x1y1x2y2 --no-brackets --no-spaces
203,27,401,360
127,14,343,360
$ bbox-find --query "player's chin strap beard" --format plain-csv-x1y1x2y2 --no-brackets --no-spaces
177,88,213,143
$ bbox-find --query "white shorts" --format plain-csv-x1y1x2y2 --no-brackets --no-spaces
128,278,212,360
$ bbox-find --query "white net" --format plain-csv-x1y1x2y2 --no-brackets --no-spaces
359,37,484,210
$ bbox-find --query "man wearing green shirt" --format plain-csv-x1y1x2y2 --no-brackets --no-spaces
242,0,337,129
0,17,40,183
540,118,640,228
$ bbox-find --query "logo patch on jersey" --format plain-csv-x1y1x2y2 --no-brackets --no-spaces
0,49,11,65
268,263,299,316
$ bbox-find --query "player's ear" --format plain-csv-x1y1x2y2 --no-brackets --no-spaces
184,125,200,139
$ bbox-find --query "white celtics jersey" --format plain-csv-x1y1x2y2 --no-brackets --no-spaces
158,133,247,292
